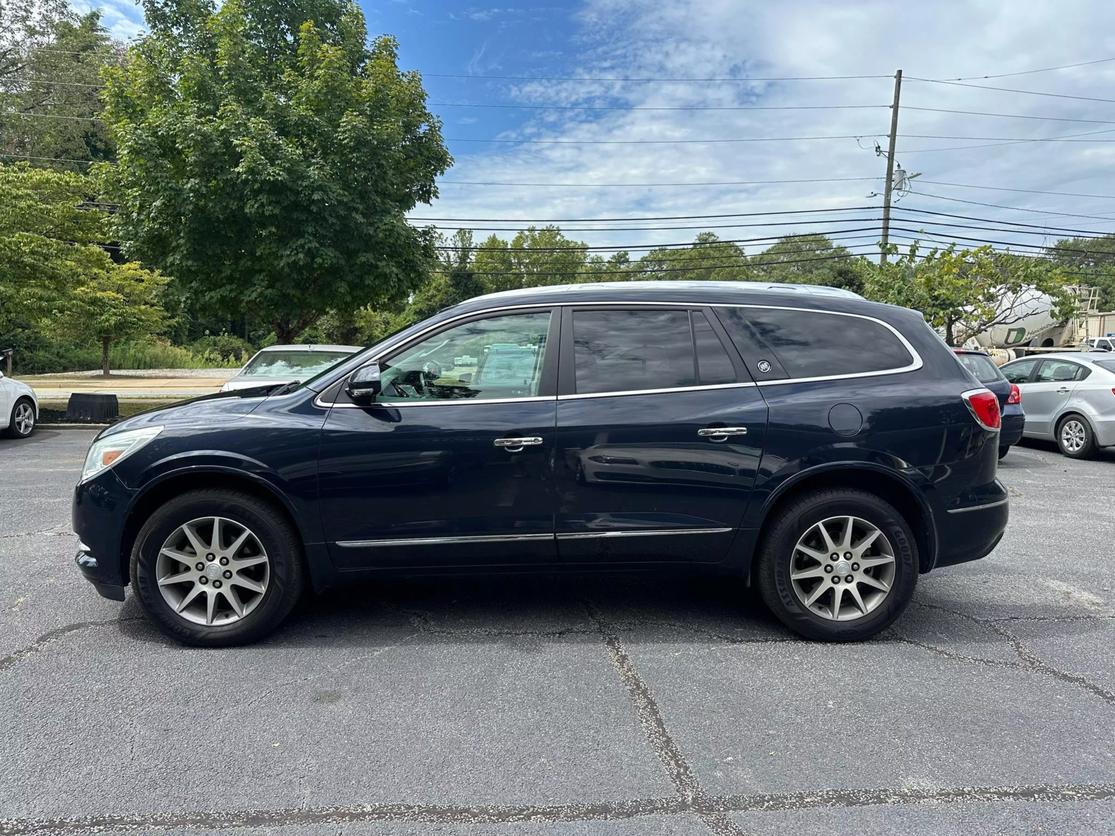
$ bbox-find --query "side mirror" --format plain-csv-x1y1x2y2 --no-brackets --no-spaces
346,363,382,403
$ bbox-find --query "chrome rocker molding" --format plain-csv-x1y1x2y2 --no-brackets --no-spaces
335,527,733,548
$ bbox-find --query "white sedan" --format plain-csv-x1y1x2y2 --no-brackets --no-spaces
219,344,361,392
0,371,38,439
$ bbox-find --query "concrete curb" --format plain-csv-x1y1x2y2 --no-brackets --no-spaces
41,423,110,430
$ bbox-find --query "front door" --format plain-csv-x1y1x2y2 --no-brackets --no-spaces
318,308,559,569
553,306,767,564
1024,358,1086,436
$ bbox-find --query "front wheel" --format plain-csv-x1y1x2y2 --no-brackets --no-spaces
130,489,305,646
3,397,35,438
1056,415,1096,459
755,489,918,641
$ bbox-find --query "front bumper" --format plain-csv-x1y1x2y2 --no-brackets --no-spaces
72,469,136,601
75,547,125,601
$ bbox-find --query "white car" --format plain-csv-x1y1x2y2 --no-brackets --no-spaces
0,371,38,439
1080,336,1114,352
219,344,362,392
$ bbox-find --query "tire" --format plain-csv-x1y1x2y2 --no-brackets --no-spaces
1056,414,1096,459
998,445,1010,460
3,397,35,439
755,489,918,642
130,489,305,646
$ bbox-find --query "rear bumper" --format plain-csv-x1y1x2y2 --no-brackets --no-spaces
933,479,1010,569
1000,412,1025,447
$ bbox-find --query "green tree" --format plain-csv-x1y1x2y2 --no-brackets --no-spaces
864,244,1075,346
61,261,168,375
0,1,120,168
0,163,166,373
634,232,745,281
748,234,869,293
1046,235,1115,309
101,0,451,343
473,226,589,291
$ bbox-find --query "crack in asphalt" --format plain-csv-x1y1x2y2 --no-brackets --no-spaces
584,601,747,836
2,783,1112,835
0,617,142,673
912,602,1115,705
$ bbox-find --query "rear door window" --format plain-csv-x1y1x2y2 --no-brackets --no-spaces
1035,359,1090,382
716,307,914,379
570,309,738,395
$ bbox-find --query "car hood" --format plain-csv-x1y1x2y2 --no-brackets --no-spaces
96,386,278,439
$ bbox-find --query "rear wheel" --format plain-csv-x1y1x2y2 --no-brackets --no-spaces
756,489,917,641
131,489,304,646
3,397,35,438
1056,415,1095,459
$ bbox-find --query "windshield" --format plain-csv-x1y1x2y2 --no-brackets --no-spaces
241,350,355,379
956,353,1004,384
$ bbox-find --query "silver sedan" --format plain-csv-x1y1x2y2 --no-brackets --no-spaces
1000,352,1115,458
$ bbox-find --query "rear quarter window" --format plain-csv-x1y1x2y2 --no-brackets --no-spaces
717,307,915,379
956,353,1004,384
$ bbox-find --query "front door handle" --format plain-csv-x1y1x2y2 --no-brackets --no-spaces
494,436,543,452
697,426,748,442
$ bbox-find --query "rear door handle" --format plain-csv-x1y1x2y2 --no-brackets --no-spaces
493,436,543,452
1056,387,1071,393
697,426,748,442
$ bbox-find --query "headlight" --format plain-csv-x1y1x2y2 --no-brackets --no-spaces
81,426,163,482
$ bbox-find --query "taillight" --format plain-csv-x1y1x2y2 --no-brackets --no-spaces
963,389,1001,431
1007,384,1021,405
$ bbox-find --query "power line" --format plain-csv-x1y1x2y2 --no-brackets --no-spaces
904,106,1115,124
412,205,882,223
917,180,1115,200
906,76,1115,104
438,176,882,188
423,71,892,83
944,56,1115,81
430,101,887,112
435,228,888,253
891,207,1115,237
903,192,1115,222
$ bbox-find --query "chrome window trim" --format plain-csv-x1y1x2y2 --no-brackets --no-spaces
315,300,924,409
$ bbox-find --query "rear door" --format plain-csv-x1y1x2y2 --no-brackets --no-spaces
1024,359,1088,436
553,305,767,564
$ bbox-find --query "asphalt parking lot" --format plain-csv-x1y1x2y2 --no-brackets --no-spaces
2,430,1113,836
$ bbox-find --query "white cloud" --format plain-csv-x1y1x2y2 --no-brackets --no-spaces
77,0,145,41
425,0,1115,255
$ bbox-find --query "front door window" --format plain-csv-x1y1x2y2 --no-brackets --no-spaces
381,311,551,401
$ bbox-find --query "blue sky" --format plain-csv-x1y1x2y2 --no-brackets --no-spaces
80,1,1115,253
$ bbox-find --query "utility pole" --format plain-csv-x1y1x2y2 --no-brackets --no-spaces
880,69,902,265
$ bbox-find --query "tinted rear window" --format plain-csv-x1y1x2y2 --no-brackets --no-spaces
718,307,914,379
573,309,697,394
956,353,1004,384
1094,359,1115,373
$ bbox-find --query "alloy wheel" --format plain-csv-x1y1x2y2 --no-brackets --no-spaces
155,516,270,626
1060,419,1086,453
788,515,896,621
13,402,34,435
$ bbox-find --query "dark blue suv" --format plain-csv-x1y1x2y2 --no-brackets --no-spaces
73,282,1008,645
